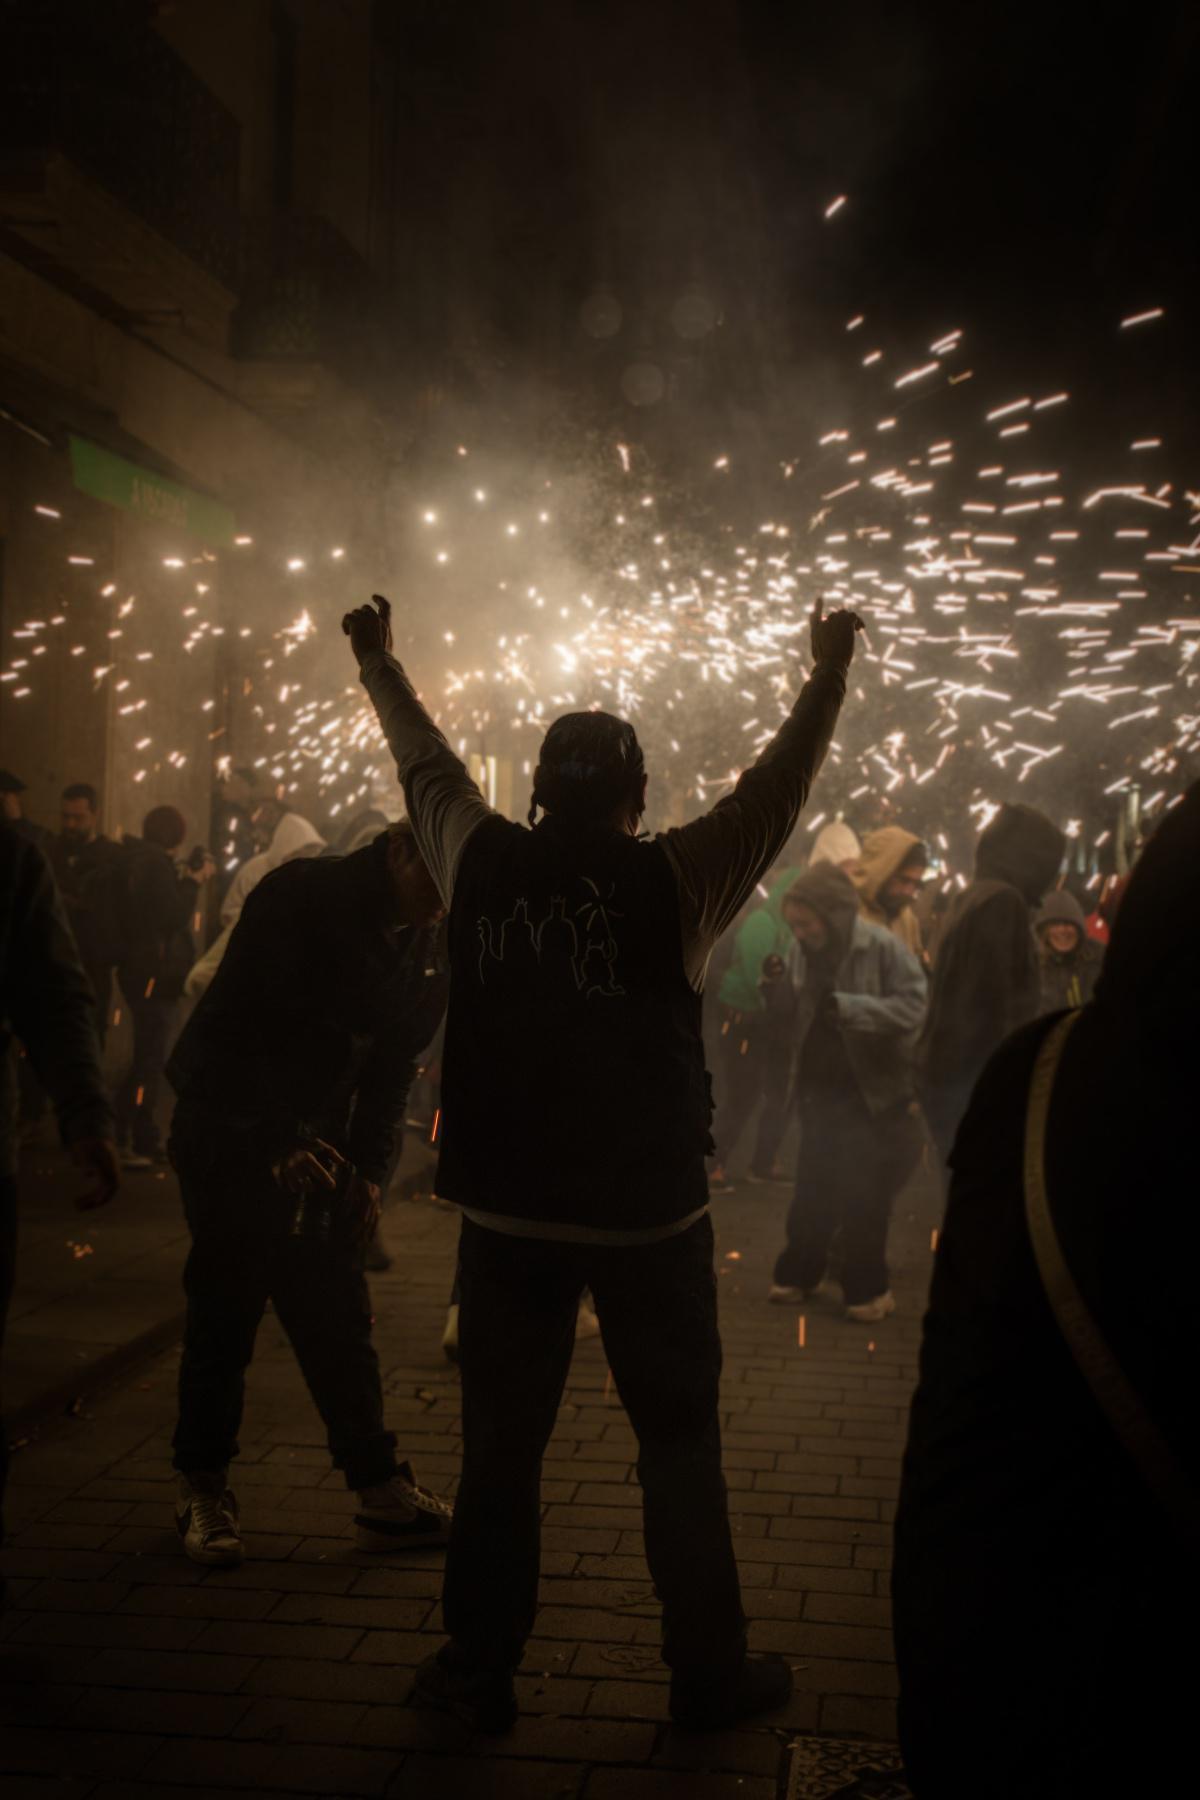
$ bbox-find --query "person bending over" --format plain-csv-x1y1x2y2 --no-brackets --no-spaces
165,821,450,1566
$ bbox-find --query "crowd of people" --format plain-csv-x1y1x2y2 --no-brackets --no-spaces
0,592,1191,1790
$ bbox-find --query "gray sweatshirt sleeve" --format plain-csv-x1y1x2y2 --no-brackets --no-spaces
359,649,492,908
658,661,847,990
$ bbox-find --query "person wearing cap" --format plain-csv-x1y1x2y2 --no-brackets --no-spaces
344,591,860,1736
1034,889,1103,1013
114,806,214,1168
767,864,927,1323
0,771,53,855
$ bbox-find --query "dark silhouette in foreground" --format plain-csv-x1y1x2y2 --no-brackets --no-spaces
894,782,1200,1797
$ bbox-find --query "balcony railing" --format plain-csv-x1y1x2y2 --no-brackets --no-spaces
0,2,241,290
233,213,391,384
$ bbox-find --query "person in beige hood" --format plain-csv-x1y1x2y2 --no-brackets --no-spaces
853,828,927,962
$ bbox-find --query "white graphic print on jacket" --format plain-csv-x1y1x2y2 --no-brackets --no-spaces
476,878,626,998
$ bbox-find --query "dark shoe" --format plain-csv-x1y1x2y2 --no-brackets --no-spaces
670,1652,793,1730
411,1644,518,1735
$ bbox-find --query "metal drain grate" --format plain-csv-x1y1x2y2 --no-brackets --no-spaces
786,1736,911,1800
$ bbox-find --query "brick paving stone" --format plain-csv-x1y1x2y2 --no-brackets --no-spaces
140,1737,399,1794
267,1591,432,1631
6,1609,208,1652
238,1659,410,1706
231,1696,370,1744
389,1757,586,1799
652,1726,783,1774
117,1584,277,1621
819,1693,900,1739
803,1591,893,1628
189,1619,364,1659
584,1771,775,1800
0,1726,164,1779
2,1170,936,1796
69,1686,253,1737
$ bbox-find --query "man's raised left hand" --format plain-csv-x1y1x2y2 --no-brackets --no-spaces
342,595,393,667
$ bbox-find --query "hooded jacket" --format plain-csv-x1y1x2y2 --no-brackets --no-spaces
220,811,326,926
920,803,1064,1099
1034,888,1103,1013
808,820,862,869
169,835,447,1183
783,863,927,1114
716,864,800,1014
894,783,1200,1797
853,826,926,959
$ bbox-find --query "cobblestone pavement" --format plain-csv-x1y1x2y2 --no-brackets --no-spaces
1,1167,938,1799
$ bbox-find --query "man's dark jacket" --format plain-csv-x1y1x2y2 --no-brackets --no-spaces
920,803,1065,1099
118,836,201,1002
0,826,113,1177
168,835,448,1182
440,813,713,1231
48,835,126,972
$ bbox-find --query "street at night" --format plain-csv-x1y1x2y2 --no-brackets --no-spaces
1,3,1196,1796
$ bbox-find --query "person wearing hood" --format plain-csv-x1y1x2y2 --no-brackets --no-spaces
219,805,326,927
165,822,452,1569
1034,889,1103,1013
893,782,1200,1798
807,819,861,871
852,827,928,961
709,863,800,1191
919,803,1064,1169
769,863,927,1322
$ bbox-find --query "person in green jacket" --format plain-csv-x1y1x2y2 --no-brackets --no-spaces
709,865,800,1191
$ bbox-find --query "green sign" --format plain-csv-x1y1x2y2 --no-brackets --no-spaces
69,435,236,545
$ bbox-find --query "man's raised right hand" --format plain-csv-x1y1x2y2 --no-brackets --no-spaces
810,596,864,671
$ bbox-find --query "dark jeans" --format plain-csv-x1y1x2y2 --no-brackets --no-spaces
446,1213,746,1678
114,984,177,1155
0,1174,16,1549
716,1008,791,1175
170,1114,397,1490
775,1092,923,1305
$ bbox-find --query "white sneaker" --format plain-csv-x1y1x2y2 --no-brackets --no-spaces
175,1472,243,1567
442,1302,460,1364
356,1468,453,1551
769,1280,833,1305
845,1291,896,1324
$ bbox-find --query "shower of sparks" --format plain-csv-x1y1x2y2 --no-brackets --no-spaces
4,295,1196,885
